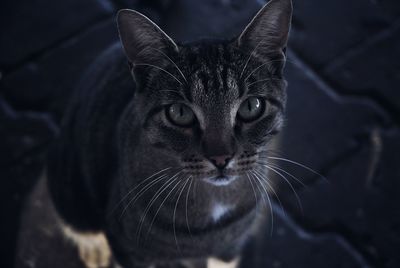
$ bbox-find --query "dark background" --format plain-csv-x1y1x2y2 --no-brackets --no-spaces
1,0,400,267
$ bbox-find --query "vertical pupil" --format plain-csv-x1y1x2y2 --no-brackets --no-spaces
179,105,184,117
247,100,252,112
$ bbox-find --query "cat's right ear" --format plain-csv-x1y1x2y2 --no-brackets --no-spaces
237,0,292,59
117,9,178,66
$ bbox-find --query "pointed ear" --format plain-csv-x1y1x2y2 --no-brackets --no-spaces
238,0,292,57
117,9,178,65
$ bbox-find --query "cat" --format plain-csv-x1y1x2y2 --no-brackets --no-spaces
46,0,292,267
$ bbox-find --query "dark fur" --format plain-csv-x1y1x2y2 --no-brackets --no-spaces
47,0,292,267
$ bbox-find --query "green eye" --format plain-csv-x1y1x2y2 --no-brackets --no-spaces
166,103,195,127
237,97,264,122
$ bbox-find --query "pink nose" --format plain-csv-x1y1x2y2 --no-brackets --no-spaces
209,155,232,169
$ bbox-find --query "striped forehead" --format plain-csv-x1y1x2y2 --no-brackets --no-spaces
191,66,239,103
186,44,240,107
173,43,244,128
188,59,240,128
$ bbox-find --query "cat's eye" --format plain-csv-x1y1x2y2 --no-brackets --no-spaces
166,103,195,127
237,97,265,122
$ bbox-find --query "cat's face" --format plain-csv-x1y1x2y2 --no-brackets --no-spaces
113,0,291,246
133,42,286,186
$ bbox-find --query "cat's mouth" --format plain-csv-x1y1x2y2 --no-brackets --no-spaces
184,167,251,186
203,175,238,186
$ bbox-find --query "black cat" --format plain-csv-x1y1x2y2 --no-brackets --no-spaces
47,0,292,267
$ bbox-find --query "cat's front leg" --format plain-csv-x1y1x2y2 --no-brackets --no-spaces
206,258,239,268
159,258,239,268
147,257,238,268
62,224,112,268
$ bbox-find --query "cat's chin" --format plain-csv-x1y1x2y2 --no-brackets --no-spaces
203,175,238,186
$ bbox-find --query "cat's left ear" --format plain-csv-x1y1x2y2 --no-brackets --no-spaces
237,0,292,58
117,9,178,66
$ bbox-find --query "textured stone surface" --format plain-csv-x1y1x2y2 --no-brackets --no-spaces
289,0,400,68
1,20,118,121
1,0,400,267
242,206,369,268
268,59,400,267
0,0,113,70
162,0,261,42
0,98,57,268
323,26,400,123
277,128,400,267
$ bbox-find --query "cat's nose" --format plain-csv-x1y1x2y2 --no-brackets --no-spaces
208,155,232,170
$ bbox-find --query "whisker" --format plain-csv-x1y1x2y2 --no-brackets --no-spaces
249,171,274,236
267,156,329,183
259,163,304,215
118,173,170,220
240,39,265,79
259,161,307,188
252,168,286,217
145,176,184,240
247,78,282,88
173,176,191,252
244,59,287,82
148,47,187,84
245,172,259,212
269,163,307,187
110,167,172,216
185,178,194,238
136,170,182,243
135,63,183,85
257,148,285,157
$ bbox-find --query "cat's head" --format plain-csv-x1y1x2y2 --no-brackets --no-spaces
113,0,291,239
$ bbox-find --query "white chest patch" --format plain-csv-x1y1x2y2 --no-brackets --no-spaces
211,203,232,222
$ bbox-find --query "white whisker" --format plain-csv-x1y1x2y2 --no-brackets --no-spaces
267,162,307,187
149,47,188,83
267,156,328,183
244,59,287,82
247,78,282,87
173,176,191,252
252,168,286,216
245,172,259,212
135,63,183,85
250,171,274,236
112,167,172,217
136,170,182,243
118,173,169,220
240,39,265,79
185,178,194,238
259,164,304,214
145,177,184,240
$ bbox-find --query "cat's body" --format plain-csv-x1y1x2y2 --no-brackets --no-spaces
48,43,260,267
46,0,292,267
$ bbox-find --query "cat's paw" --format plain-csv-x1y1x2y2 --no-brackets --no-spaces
207,258,239,268
76,234,111,268
62,225,112,268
